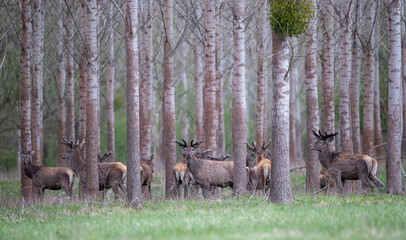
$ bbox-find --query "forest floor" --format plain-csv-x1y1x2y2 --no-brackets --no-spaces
1,173,405,240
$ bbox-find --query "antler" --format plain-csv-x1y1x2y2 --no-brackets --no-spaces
316,130,338,140
61,137,74,148
176,139,187,149
192,139,204,148
247,141,256,152
312,130,321,139
262,139,272,151
98,150,113,162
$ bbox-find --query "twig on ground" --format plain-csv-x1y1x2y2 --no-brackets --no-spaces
294,186,328,202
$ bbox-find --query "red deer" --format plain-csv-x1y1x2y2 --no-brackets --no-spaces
21,150,76,202
246,140,272,195
173,149,193,198
61,138,127,200
177,139,249,198
140,154,154,200
308,130,385,194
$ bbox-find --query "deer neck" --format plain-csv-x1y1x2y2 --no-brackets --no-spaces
319,147,334,169
186,154,202,176
24,163,41,179
71,149,86,175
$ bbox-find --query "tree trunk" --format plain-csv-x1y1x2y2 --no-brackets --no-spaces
289,37,300,167
216,1,225,155
163,0,176,199
270,32,293,204
256,0,267,159
350,0,361,154
305,0,320,193
231,0,247,196
374,4,383,160
85,0,100,200
203,0,217,154
339,0,353,153
386,0,402,195
125,0,143,207
362,1,375,157
78,0,88,199
139,0,153,160
57,0,66,167
180,39,189,141
320,0,335,134
65,0,75,146
106,1,115,162
31,0,44,166
401,2,406,158
20,0,32,203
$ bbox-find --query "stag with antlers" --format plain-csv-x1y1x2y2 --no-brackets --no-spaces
246,140,272,195
308,130,385,194
61,138,127,200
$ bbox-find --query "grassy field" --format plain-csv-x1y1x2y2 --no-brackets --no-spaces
1,172,405,240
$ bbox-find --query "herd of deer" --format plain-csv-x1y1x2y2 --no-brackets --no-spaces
19,130,385,203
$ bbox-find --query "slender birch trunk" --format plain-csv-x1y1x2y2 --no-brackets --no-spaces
320,0,335,134
256,0,267,158
216,1,225,154
106,1,115,162
20,0,32,202
163,0,176,199
231,0,247,196
338,0,353,153
386,0,402,195
362,1,375,157
270,32,293,204
85,0,100,200
305,0,320,193
31,0,44,165
374,3,383,160
351,0,361,154
65,0,75,146
56,0,67,167
203,0,217,154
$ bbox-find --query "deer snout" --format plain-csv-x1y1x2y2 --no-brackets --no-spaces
308,144,314,150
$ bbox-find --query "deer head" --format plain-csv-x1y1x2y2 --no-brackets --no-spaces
60,137,86,174
247,139,271,163
98,150,113,163
245,152,256,168
176,139,204,155
141,154,154,173
308,130,338,152
20,150,35,168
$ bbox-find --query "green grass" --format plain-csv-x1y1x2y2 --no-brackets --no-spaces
1,195,406,240
1,172,405,240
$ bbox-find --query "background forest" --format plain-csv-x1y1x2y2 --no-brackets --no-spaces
0,0,405,201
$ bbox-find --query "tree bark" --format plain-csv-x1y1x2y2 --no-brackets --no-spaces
106,0,115,162
85,0,100,200
270,32,293,204
231,0,247,196
401,2,406,158
139,0,153,160
374,3,383,160
338,0,353,153
163,0,176,199
216,1,225,155
65,0,75,145
320,0,335,134
57,0,67,167
256,0,267,159
305,0,320,193
31,0,44,166
350,0,361,154
20,0,32,203
362,1,375,157
203,0,217,154
386,0,402,195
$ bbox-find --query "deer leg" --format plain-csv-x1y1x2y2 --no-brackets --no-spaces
111,184,121,200
119,182,127,197
369,174,384,190
328,169,343,195
359,173,373,193
184,184,189,199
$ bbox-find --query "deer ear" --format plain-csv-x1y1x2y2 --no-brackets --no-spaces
29,150,35,156
327,137,334,143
